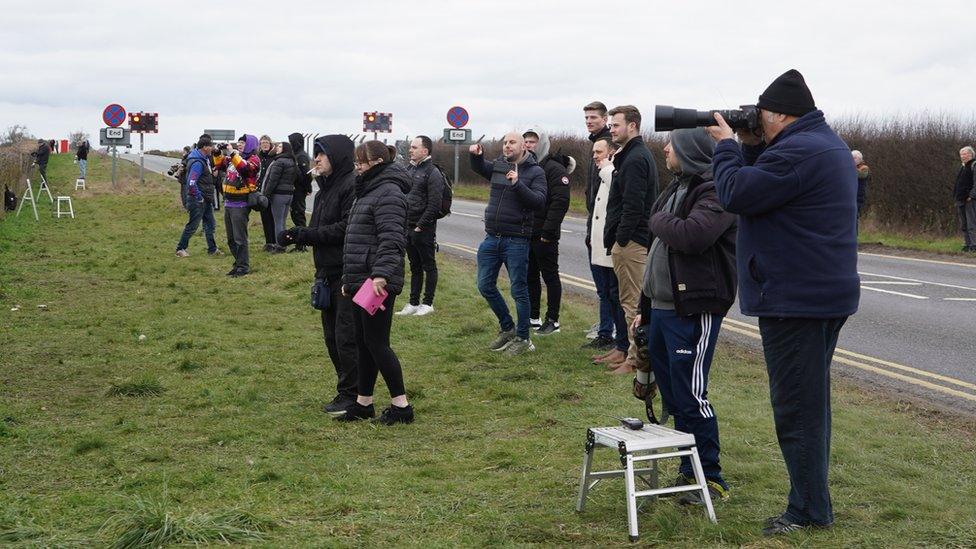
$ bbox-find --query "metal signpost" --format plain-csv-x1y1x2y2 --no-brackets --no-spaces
444,106,472,184
129,112,159,185
101,104,128,188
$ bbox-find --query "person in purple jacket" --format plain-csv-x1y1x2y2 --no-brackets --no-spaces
708,69,860,536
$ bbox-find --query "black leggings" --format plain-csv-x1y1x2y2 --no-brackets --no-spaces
354,292,406,398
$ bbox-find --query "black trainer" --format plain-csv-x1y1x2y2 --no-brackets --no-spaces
334,402,374,421
761,515,831,536
226,267,239,276
376,404,414,425
229,268,249,278
659,474,694,498
323,395,356,416
581,335,614,350
536,320,560,336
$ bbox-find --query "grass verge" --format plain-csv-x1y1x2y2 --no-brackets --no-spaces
1,154,975,546
453,181,589,217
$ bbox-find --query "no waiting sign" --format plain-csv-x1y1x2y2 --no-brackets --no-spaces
447,106,469,129
103,104,126,127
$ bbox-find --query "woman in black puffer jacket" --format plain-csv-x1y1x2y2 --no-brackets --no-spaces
262,141,298,252
338,140,414,425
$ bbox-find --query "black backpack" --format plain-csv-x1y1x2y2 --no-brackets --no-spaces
432,163,453,219
4,184,16,211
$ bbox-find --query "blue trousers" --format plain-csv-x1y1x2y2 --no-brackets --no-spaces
177,197,217,253
647,309,725,485
759,316,846,527
591,263,629,352
477,234,530,339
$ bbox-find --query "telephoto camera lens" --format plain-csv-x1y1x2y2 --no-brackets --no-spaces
655,104,759,131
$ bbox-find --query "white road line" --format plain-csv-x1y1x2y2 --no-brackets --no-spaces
451,212,481,219
859,271,976,293
944,298,976,302
859,251,976,269
860,286,928,299
860,281,923,286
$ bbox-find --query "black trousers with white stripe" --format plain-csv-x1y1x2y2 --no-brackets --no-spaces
647,308,725,484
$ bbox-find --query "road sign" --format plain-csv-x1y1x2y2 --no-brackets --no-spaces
99,127,131,147
363,112,393,133
204,129,236,141
129,112,158,134
103,104,126,127
442,128,473,144
447,106,469,129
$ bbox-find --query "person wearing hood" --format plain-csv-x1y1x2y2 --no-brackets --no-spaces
176,135,221,257
709,69,859,535
336,140,413,425
215,134,262,277
76,139,90,180
32,139,51,182
396,135,445,317
634,127,737,507
262,141,298,252
469,132,548,356
288,132,313,252
523,128,573,335
257,135,278,252
280,135,360,416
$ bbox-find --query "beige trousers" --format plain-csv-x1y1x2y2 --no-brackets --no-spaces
611,241,649,370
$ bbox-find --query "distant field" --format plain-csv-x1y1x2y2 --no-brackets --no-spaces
1,154,974,547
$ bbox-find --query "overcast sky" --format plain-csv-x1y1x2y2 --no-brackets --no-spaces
2,0,973,149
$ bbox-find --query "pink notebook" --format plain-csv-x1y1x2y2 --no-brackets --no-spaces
352,278,388,316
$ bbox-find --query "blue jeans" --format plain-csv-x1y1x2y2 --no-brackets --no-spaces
78,159,87,179
648,309,725,484
477,234,530,339
759,316,847,527
591,263,629,352
177,197,217,253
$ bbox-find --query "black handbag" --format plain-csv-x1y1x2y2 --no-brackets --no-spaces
247,191,269,212
311,278,331,310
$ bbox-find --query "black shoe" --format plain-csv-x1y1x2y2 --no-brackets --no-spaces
376,404,414,425
536,320,560,336
323,395,356,416
761,514,831,536
226,267,240,276
677,479,730,506
581,335,614,350
659,474,694,498
289,245,308,253
334,402,374,421
263,243,276,252
229,268,249,278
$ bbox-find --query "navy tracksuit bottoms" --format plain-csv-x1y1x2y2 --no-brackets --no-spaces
647,308,726,486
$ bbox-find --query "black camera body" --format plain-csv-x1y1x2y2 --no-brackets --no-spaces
655,104,759,132
633,324,649,349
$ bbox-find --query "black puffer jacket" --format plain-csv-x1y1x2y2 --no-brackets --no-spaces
342,161,410,295
953,159,975,203
33,141,50,165
470,151,547,237
604,136,659,250
263,155,297,195
532,155,572,241
406,158,445,230
257,148,276,188
289,133,313,195
300,135,356,281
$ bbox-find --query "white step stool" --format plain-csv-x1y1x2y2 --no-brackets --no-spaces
75,178,86,190
576,424,716,541
38,175,54,203
16,179,39,221
55,196,74,219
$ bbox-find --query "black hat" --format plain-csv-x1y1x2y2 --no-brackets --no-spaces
757,69,816,117
197,135,214,148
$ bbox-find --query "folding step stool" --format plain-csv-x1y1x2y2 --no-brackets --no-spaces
75,178,86,190
37,174,54,203
16,179,39,221
55,196,74,219
576,424,716,541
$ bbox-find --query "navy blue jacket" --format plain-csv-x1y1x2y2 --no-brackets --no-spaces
470,152,547,237
713,110,860,318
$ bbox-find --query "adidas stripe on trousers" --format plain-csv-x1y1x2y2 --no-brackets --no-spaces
647,308,725,483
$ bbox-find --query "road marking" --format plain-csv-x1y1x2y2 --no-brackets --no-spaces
451,212,482,219
440,241,976,403
859,281,922,286
859,271,976,293
860,286,928,299
944,298,976,302
859,251,976,269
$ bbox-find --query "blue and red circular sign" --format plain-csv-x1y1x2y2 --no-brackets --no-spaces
103,104,127,128
447,106,469,129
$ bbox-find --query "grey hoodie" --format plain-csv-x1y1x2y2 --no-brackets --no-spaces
643,128,715,309
524,128,550,162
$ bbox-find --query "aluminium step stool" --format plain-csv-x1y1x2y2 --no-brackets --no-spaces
75,178,86,190
55,196,74,219
16,179,39,220
37,174,54,203
576,424,716,541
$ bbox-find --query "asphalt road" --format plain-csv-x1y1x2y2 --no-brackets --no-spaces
136,153,976,413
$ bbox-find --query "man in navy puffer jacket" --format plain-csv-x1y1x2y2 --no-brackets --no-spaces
469,132,547,355
709,69,859,536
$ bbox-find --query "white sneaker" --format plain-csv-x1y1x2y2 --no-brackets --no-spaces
530,318,542,329
395,304,419,316
414,304,434,316
175,249,189,257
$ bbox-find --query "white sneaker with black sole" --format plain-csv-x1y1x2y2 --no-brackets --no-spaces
536,320,560,335
529,318,542,329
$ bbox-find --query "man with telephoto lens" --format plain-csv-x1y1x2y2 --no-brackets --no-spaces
708,69,860,536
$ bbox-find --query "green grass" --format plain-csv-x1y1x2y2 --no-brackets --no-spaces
1,154,975,546
858,226,969,255
454,180,589,217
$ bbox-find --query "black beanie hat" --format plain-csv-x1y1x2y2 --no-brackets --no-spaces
757,69,816,117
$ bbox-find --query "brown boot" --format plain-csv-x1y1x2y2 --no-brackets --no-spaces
609,358,637,375
594,349,626,364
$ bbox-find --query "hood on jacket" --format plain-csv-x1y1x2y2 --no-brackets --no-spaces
524,128,551,162
240,134,259,156
313,135,355,182
357,161,411,197
288,132,304,152
671,127,715,178
186,147,209,164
